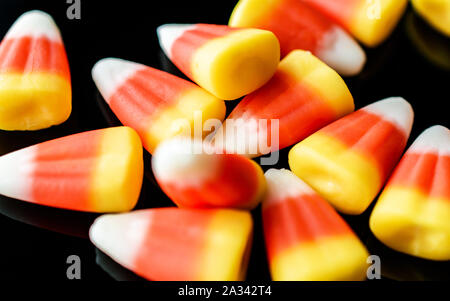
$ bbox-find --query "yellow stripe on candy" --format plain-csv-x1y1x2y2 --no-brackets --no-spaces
412,0,450,37
200,210,253,281
145,88,226,153
289,133,381,215
0,73,71,130
352,0,408,47
229,0,276,28
279,50,354,118
370,187,450,261
191,29,280,100
91,127,143,212
271,236,369,281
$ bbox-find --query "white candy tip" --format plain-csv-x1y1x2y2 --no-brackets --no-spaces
318,27,366,76
156,24,196,58
410,125,450,155
92,58,144,101
0,148,35,201
6,10,62,41
363,97,414,136
264,169,316,207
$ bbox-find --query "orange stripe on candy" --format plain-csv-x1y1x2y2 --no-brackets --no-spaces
263,194,353,261
0,36,70,81
300,0,360,28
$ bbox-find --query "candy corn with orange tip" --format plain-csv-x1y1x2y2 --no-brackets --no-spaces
92,58,226,153
0,10,71,131
370,125,450,261
0,127,143,212
263,169,369,280
411,0,450,37
152,138,266,209
229,0,366,76
214,50,354,158
157,23,280,100
289,97,414,215
299,0,408,47
89,208,253,281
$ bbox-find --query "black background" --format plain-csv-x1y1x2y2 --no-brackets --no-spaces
0,0,449,282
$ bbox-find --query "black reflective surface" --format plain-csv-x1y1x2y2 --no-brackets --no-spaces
0,0,449,281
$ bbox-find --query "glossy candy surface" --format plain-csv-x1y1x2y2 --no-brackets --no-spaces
370,125,450,261
0,10,72,130
289,97,414,215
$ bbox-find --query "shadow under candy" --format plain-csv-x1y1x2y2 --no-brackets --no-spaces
95,247,145,281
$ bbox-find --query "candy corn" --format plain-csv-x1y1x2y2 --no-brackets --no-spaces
157,23,280,100
289,97,414,215
412,0,450,37
89,208,253,281
0,127,143,212
92,58,226,153
0,10,71,131
370,125,450,261
229,0,366,76
214,50,354,157
263,169,369,280
152,138,266,209
299,0,408,47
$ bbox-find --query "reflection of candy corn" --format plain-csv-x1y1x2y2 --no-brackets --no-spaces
229,0,366,76
92,58,226,153
412,0,450,37
214,50,354,157
152,138,266,209
90,208,253,281
370,126,450,261
263,169,369,280
157,23,280,100
300,0,408,47
0,127,143,212
0,10,71,131
289,97,414,215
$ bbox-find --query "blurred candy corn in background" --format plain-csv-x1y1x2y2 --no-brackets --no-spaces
289,97,414,215
157,23,280,100
0,10,71,131
263,169,369,280
370,125,450,261
90,208,253,281
229,0,366,76
411,0,450,37
214,50,354,157
152,138,266,209
0,127,143,212
92,58,225,153
299,0,408,47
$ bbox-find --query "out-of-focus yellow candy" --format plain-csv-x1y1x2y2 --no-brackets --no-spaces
0,11,71,131
411,0,450,37
157,23,280,100
370,126,450,261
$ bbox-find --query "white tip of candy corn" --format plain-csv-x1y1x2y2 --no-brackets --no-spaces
5,10,62,41
410,125,450,155
92,58,144,101
152,138,219,185
363,97,414,136
317,27,366,76
0,148,35,201
157,23,196,58
264,169,316,207
89,211,152,269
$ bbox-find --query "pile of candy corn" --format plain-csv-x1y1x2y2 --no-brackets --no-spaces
0,1,448,281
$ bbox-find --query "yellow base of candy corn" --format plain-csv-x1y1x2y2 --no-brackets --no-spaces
370,187,450,261
146,88,226,153
412,0,450,37
192,29,280,100
271,236,369,281
0,73,71,131
352,0,408,47
92,127,143,212
200,210,253,281
289,133,381,215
